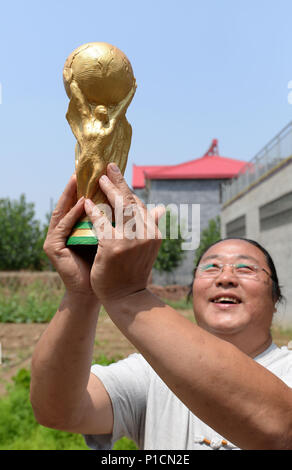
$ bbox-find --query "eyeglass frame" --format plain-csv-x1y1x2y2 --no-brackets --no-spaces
194,262,273,280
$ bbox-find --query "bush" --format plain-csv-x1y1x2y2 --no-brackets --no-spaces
0,195,50,271
0,281,64,323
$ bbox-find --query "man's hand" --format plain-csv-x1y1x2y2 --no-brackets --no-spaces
84,163,165,302
44,174,96,298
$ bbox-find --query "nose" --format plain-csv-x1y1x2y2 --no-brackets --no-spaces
215,265,239,288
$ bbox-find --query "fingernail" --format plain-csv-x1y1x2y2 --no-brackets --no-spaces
84,198,93,209
109,163,120,173
77,196,85,204
100,174,109,183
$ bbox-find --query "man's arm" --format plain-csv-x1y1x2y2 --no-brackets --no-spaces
30,292,114,435
84,163,292,450
30,176,114,435
103,290,292,450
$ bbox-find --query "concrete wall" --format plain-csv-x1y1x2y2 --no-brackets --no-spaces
134,179,225,286
221,159,292,327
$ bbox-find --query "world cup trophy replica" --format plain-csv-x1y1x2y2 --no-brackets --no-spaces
63,42,136,248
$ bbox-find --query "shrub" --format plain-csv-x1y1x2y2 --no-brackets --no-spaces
0,195,50,271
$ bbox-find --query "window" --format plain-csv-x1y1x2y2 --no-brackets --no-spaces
259,191,292,231
226,215,246,237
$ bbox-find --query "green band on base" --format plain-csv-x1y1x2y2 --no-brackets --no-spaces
74,221,94,229
67,236,98,245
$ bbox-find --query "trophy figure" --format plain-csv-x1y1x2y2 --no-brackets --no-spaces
63,42,136,247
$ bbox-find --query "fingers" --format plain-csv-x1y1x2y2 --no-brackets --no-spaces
97,164,164,235
84,198,114,241
99,163,138,209
48,175,77,232
85,164,164,244
44,196,85,257
56,196,85,239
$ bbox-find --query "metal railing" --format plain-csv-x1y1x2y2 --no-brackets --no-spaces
222,121,292,205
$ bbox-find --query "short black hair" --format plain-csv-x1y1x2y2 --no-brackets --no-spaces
189,237,284,304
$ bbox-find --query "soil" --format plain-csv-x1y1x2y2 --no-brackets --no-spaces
0,317,139,396
148,284,191,301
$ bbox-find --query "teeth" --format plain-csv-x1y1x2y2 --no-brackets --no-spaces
213,297,239,304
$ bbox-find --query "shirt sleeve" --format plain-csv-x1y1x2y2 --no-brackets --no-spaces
83,353,150,450
278,347,292,388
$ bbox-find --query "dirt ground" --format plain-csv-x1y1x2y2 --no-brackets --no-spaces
0,317,138,396
0,283,192,396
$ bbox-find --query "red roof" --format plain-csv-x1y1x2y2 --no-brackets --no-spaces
132,165,169,189
132,140,247,189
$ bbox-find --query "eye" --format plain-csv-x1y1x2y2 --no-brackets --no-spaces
235,264,256,274
200,263,221,272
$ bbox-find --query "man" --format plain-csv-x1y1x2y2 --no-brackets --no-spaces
30,163,292,450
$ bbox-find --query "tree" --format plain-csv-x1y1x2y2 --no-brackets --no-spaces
194,216,221,266
0,194,49,270
153,210,185,273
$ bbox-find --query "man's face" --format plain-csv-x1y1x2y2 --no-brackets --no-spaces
192,240,276,343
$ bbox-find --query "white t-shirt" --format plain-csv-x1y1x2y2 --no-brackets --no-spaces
84,343,292,450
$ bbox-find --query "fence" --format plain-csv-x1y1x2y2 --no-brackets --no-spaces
222,121,292,205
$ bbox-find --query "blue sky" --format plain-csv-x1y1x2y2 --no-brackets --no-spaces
0,0,291,222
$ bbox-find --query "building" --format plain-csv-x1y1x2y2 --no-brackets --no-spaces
221,121,292,327
132,140,247,285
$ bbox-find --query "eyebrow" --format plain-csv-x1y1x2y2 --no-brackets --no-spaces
200,254,260,264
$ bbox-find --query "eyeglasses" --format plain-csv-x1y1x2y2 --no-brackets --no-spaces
195,262,271,280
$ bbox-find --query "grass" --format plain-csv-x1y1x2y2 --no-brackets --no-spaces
0,280,193,324
0,281,65,323
0,365,138,450
162,296,193,310
0,281,109,323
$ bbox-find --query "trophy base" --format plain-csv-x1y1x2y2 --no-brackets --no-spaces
66,218,98,246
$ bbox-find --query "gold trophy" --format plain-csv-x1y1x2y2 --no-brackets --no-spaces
63,42,136,248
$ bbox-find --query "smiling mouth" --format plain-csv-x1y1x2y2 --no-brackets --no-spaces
211,296,241,304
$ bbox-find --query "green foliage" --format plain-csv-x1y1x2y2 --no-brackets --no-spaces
0,365,137,450
163,297,193,310
113,437,138,450
92,354,123,366
0,281,64,323
194,216,221,266
0,368,84,450
154,210,185,273
0,194,50,271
